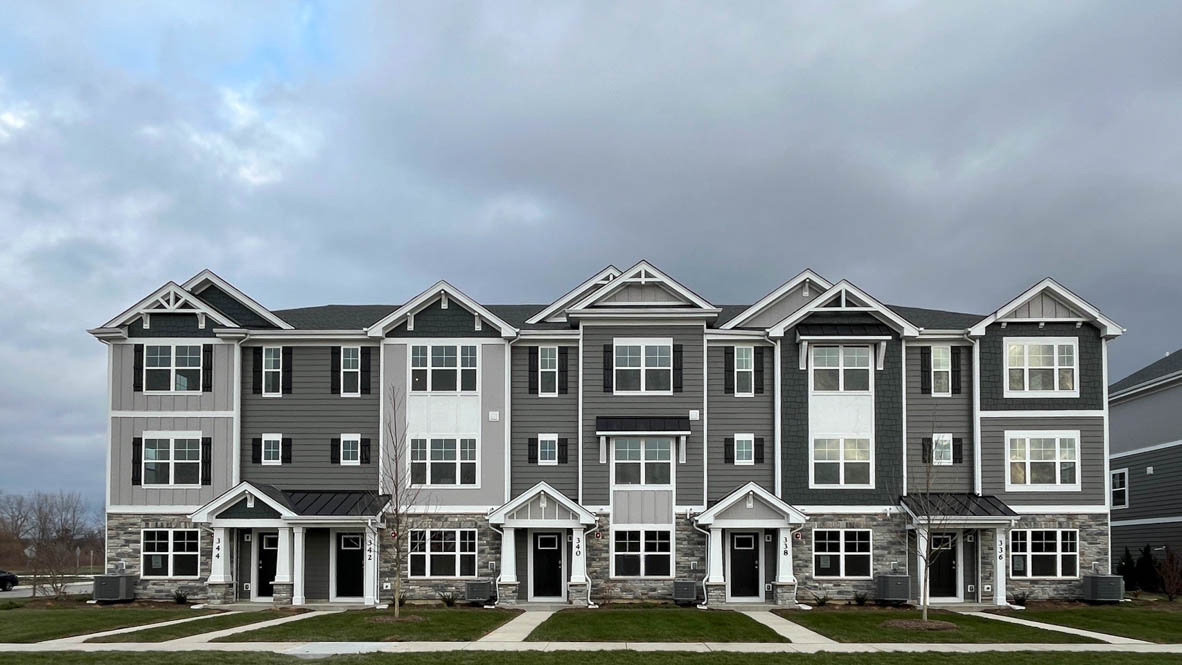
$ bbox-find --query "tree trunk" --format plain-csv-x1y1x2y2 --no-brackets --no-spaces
393,550,401,619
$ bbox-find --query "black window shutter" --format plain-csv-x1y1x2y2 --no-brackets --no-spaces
558,438,569,464
282,347,293,394
754,437,765,464
251,438,262,464
528,347,539,394
951,347,962,395
360,347,372,394
754,347,765,394
558,347,569,394
602,344,613,392
131,437,143,485
919,346,932,395
281,438,293,464
953,438,964,464
201,344,213,392
133,344,144,392
724,346,735,394
200,437,212,485
673,344,684,392
921,437,932,463
724,437,734,464
527,437,538,464
252,347,263,394
330,347,341,394
330,438,341,464
360,438,371,464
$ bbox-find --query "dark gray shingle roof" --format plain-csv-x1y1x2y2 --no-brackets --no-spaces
273,304,397,330
889,305,984,330
1110,348,1182,394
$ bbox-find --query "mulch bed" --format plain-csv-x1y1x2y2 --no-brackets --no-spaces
880,619,958,631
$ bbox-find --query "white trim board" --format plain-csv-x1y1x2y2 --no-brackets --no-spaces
1110,438,1182,459
112,411,235,418
366,280,517,338
979,410,1104,418
527,264,621,324
1007,505,1109,515
182,269,293,330
720,269,832,330
967,277,1124,338
1112,516,1182,527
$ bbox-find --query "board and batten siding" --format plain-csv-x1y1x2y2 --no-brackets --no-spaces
580,325,705,507
509,345,579,501
706,344,775,502
979,416,1106,506
109,416,235,506
240,345,379,490
110,342,234,412
1110,383,1182,455
905,344,974,493
1110,446,1182,522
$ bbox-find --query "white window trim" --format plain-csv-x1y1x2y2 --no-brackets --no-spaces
340,433,361,466
809,344,873,395
409,434,481,488
1111,467,1129,510
538,433,559,466
139,528,201,579
407,528,479,579
539,346,559,397
734,345,755,397
611,437,675,489
811,528,873,580
931,345,952,397
1010,529,1080,580
262,346,282,397
409,343,480,395
143,343,204,394
932,433,953,466
809,434,875,489
141,430,203,488
1003,337,1080,399
1004,430,1082,492
734,433,755,466
262,432,283,466
613,337,674,396
340,346,362,397
609,526,675,579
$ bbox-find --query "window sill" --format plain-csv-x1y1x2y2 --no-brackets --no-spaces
410,391,480,396
538,461,559,466
143,391,204,396
407,575,480,581
612,391,675,397
410,484,482,489
610,576,675,581
141,484,204,490
810,390,873,396
1010,576,1080,581
140,575,203,581
612,485,674,491
1005,485,1082,493
1003,391,1081,399
813,576,873,581
809,484,875,490
261,461,282,466
260,393,284,398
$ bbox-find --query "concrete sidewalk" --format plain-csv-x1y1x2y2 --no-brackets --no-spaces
960,610,1151,645
167,609,340,644
40,611,237,645
477,610,555,642
740,610,836,644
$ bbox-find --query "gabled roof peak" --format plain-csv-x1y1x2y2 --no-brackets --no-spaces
365,280,518,338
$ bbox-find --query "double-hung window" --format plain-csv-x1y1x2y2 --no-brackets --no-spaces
813,529,872,579
409,529,477,578
262,433,282,465
143,433,201,486
1005,338,1078,397
734,346,754,396
538,434,558,466
812,345,871,392
1006,431,1080,490
734,433,755,465
1011,529,1078,578
410,437,477,486
141,529,199,578
341,346,361,396
613,437,672,486
145,344,202,392
812,437,872,487
411,344,478,392
931,433,953,466
931,346,952,396
1111,469,1128,509
539,347,558,396
340,433,361,466
613,530,672,577
614,339,672,393
262,347,282,395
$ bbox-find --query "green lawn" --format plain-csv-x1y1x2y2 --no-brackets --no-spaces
1000,604,1182,643
526,607,787,642
88,609,294,642
214,607,520,642
774,608,1097,643
0,606,217,643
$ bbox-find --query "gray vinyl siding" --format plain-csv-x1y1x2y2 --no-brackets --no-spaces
740,284,818,329
706,344,775,502
385,300,501,338
109,416,235,506
1111,382,1182,455
510,345,579,500
111,342,234,411
905,344,974,493
1112,523,1182,568
304,528,331,601
1110,446,1182,522
979,416,1106,506
978,322,1105,411
580,325,705,508
126,313,216,338
240,345,379,490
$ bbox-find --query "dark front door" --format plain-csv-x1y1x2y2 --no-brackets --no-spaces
929,532,958,598
532,532,563,598
729,532,761,598
258,532,278,598
336,533,364,598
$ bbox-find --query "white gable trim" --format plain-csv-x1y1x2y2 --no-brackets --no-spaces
767,280,920,338
694,482,807,526
567,260,717,313
721,269,832,330
487,482,597,525
189,481,297,522
526,265,622,324
365,280,517,338
101,282,238,329
182,269,293,330
968,278,1124,338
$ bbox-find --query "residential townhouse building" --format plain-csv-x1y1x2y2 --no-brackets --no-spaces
89,263,1123,608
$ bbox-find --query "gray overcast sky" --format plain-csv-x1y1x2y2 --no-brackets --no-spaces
2,1,1180,504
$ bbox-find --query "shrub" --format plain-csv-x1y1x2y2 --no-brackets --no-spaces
173,590,188,605
1136,544,1161,593
437,591,457,607
852,592,869,606
1009,592,1028,607
1118,546,1138,590
1158,547,1182,601
811,592,830,607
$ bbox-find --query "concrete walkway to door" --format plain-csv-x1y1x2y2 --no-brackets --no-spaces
477,610,555,642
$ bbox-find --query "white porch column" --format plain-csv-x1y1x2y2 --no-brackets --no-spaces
274,527,292,584
570,528,587,584
994,528,1008,606
915,528,928,606
707,527,725,584
776,527,795,583
363,527,377,606
208,527,232,584
501,527,518,583
291,526,306,605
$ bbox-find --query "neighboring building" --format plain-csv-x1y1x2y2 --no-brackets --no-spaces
89,264,1122,607
1109,349,1182,566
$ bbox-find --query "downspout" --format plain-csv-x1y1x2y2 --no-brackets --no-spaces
486,523,506,608
690,513,712,609
582,520,600,608
789,523,809,610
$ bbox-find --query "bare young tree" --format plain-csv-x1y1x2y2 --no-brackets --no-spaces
27,491,95,598
380,386,426,618
908,435,957,622
1158,547,1182,602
